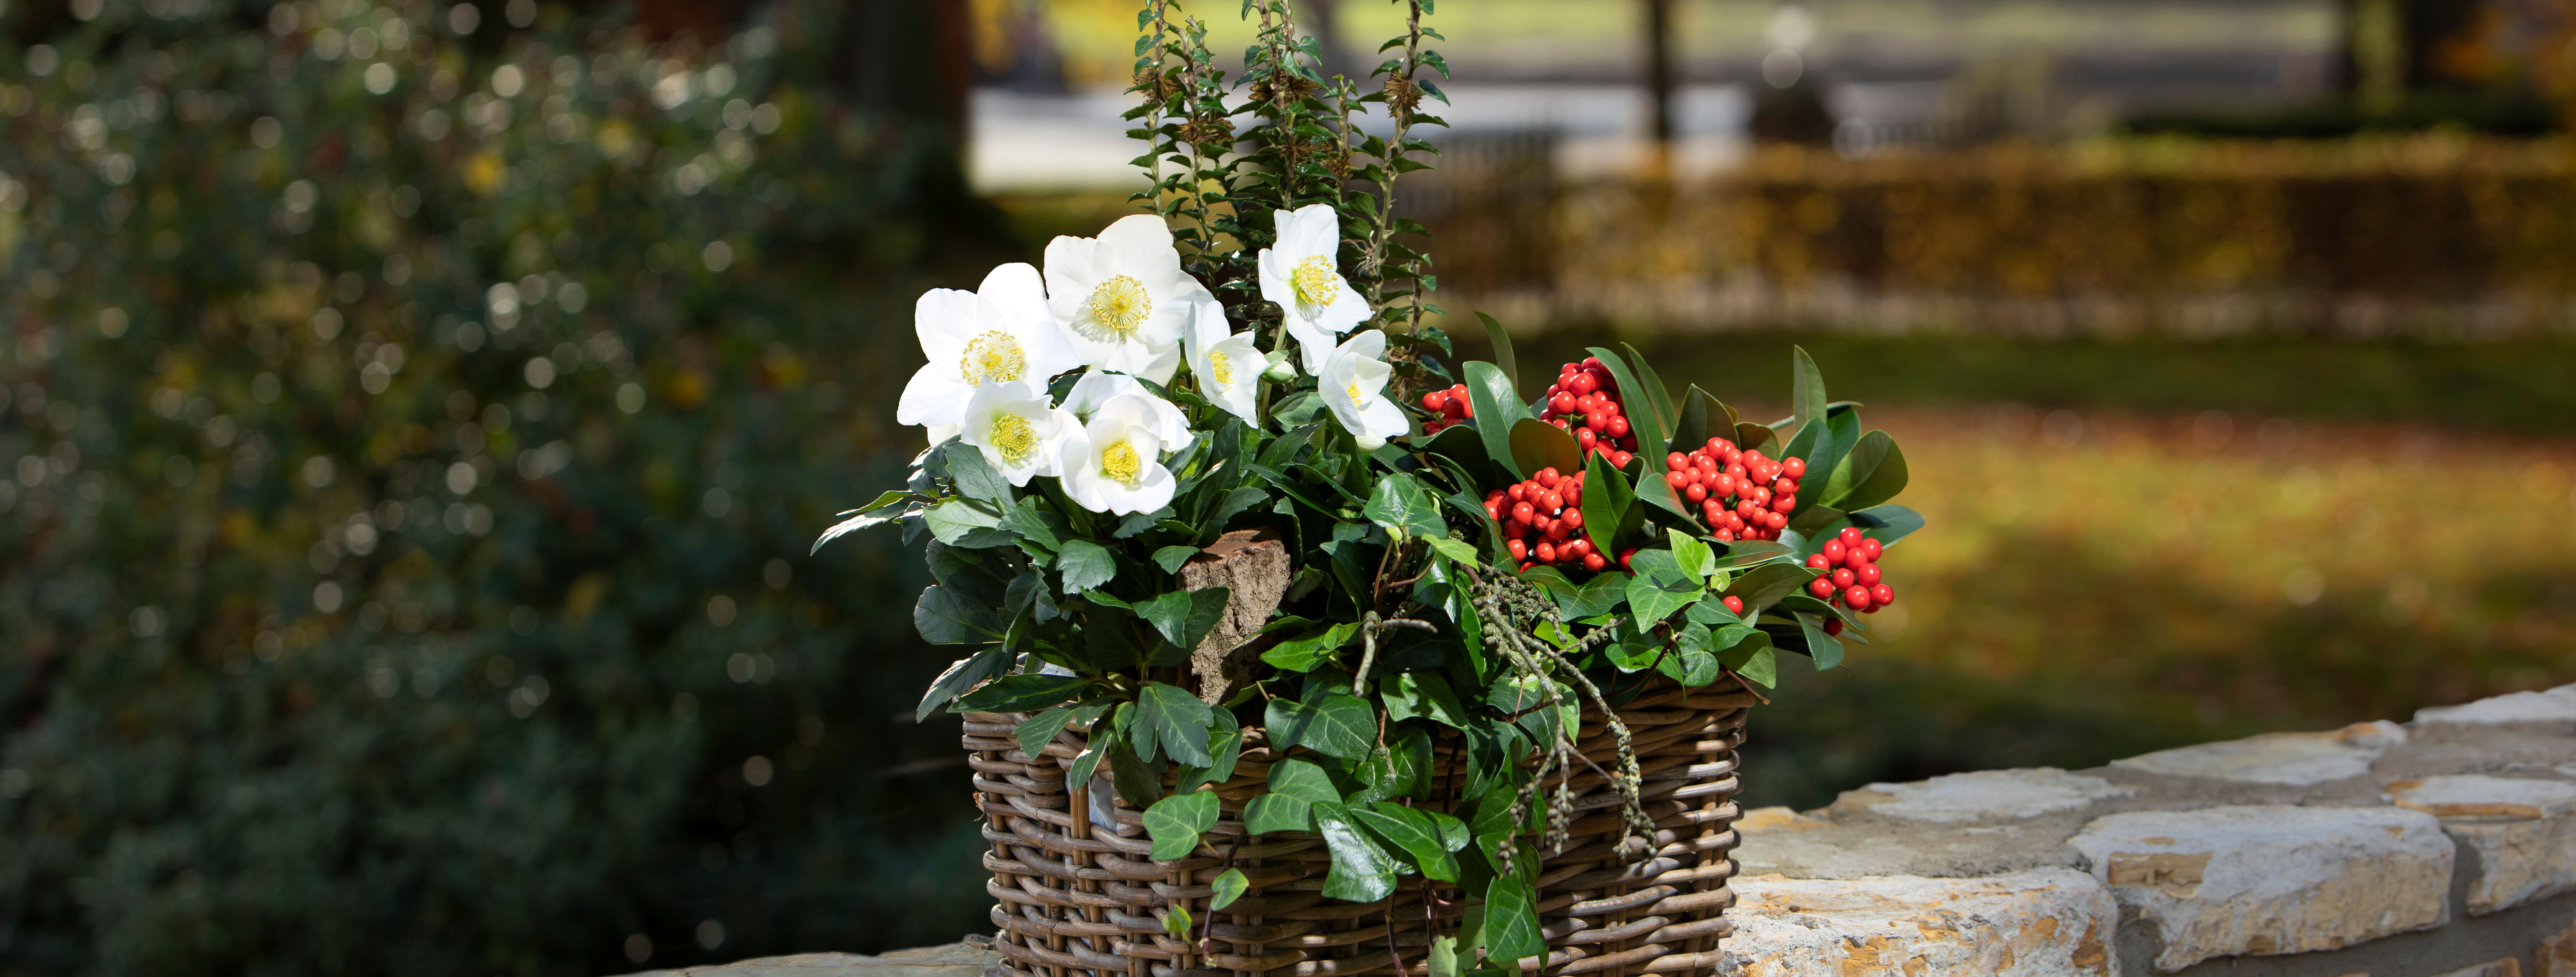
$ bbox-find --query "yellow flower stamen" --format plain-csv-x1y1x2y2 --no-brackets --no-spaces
1208,349,1234,387
1293,255,1340,308
1345,382,1365,405
1099,438,1143,487
989,412,1038,465
1077,275,1153,342
958,331,1028,386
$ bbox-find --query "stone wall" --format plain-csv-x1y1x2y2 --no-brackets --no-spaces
627,684,2576,977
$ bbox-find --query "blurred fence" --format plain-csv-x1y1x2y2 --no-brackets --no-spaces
0,2,998,974
1429,136,2576,337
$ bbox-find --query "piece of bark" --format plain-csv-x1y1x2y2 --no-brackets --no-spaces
1178,528,1291,703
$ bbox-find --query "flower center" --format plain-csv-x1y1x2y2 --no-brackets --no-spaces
958,331,1028,386
989,412,1038,464
1345,382,1366,406
1078,275,1153,342
1099,438,1143,487
1208,349,1234,387
1293,255,1340,308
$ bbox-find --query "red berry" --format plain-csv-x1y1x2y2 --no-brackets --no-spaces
1563,485,1581,507
1774,477,1797,495
1577,428,1599,450
1666,471,1689,490
1707,438,1730,454
1666,452,1688,470
1783,457,1806,479
1806,553,1830,569
1684,484,1707,503
1569,372,1598,396
1824,618,1844,636
1809,577,1836,599
1533,541,1555,563
1839,526,1865,544
1610,450,1632,468
1561,509,1583,530
1772,494,1796,513
1421,391,1446,411
1552,418,1571,431
1511,502,1535,524
1856,564,1882,587
1617,548,1636,569
1537,467,1561,486
1442,398,1467,418
1870,583,1894,606
1538,490,1562,512
1766,511,1787,529
1832,568,1856,589
1821,539,1845,564
1722,595,1746,615
1508,538,1528,561
1582,553,1608,571
1713,473,1736,498
1861,538,1884,560
1520,561,1536,573
1844,586,1873,610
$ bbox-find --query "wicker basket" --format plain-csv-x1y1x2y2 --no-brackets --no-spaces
963,676,1754,977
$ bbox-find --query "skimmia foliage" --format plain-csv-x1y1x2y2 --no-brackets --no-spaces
817,1,1923,970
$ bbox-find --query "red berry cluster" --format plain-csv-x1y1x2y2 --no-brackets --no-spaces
1663,439,1804,542
1804,526,1894,633
1419,383,1475,436
1539,358,1638,469
1483,467,1625,573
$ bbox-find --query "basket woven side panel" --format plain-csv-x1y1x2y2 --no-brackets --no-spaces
963,678,1751,977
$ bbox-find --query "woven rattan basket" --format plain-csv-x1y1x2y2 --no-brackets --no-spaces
963,676,1755,977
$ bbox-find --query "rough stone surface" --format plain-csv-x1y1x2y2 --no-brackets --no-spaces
2426,960,2525,977
2068,805,2454,971
2416,684,2576,728
2393,776,2576,915
619,943,992,977
2542,914,2576,977
2111,722,2407,786
1722,868,2120,977
1177,528,1290,702
1829,768,2139,824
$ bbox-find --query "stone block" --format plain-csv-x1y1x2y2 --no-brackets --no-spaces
1735,805,1829,833
1828,768,2137,823
2068,805,2453,971
1722,868,2119,977
620,943,994,977
2425,960,2523,977
2392,775,2576,914
2415,684,2576,727
2110,721,2405,786
2541,914,2576,977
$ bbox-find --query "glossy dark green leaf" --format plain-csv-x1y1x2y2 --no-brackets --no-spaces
1311,801,1400,903
1352,802,1459,882
1136,681,1216,768
1817,403,1864,489
1474,312,1520,401
1734,420,1783,458
1481,873,1545,961
1143,789,1220,860
1242,793,1313,834
1382,671,1470,728
1014,701,1111,760
1619,342,1679,441
1662,622,1723,685
1137,586,1230,651
1631,455,1697,526
916,645,1012,721
1797,612,1846,670
943,441,1015,508
1852,503,1926,548
1363,472,1446,539
1584,345,1664,452
1176,705,1244,793
1580,449,1635,557
1264,692,1376,760
1507,417,1580,482
1151,544,1199,575
955,674,1091,713
1423,808,1470,852
1352,727,1434,803
1719,630,1778,687
1056,539,1117,595
1108,739,1165,806
1791,345,1828,431
913,585,1007,645
1262,621,1358,673
1714,539,1795,571
1269,756,1345,804
1725,561,1820,614
1463,361,1531,480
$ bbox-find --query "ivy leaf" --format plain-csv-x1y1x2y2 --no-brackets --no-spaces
1423,808,1471,852
1152,544,1199,574
1108,739,1164,807
1057,539,1118,595
1311,801,1400,903
1428,936,1460,977
1262,622,1358,673
912,585,1006,644
1481,873,1545,962
1144,789,1221,861
1268,756,1345,804
955,674,1091,713
1137,586,1231,651
1136,682,1216,768
1661,622,1723,686
1352,727,1434,803
1426,536,1482,566
1352,802,1459,882
1176,706,1244,794
915,645,1012,722
1667,528,1715,585
1014,701,1110,759
1624,569,1699,625
1243,793,1312,834
1210,868,1250,911
1265,693,1376,760
1364,472,1445,539
1162,903,1193,937
1382,671,1470,728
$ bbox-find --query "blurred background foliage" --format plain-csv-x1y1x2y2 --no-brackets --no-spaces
0,0,1007,973
4,0,2576,974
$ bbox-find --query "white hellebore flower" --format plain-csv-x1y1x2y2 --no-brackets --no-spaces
1044,214,1209,383
957,381,1075,486
896,263,1083,431
1259,204,1372,374
1319,330,1407,450
1184,298,1262,421
1060,393,1181,515
1064,370,1193,454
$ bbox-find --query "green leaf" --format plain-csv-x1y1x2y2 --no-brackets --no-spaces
1618,342,1679,442
1364,472,1445,539
1352,802,1459,881
1144,789,1221,860
1162,903,1193,936
1734,419,1784,458
1353,727,1436,803
1482,874,1545,961
1382,671,1470,728
1265,693,1377,760
1584,345,1665,453
1667,528,1715,584
1108,739,1165,806
1463,360,1533,480
1663,623,1723,685
1152,544,1199,574
1474,313,1520,401
913,585,1007,644
1791,345,1828,431
1311,801,1401,903
1056,539,1118,595
1550,571,1630,619
1428,935,1460,977
1268,756,1345,804
1631,455,1697,526
1508,417,1580,480
1137,586,1231,650
956,674,1091,713
1137,682,1216,768
1797,612,1847,670
1725,561,1820,614
1720,630,1779,687
1176,706,1245,794
1817,403,1864,490
1262,622,1359,672
1607,640,1660,673
1581,449,1636,557
1852,503,1926,548
1242,793,1314,834
917,645,1012,721
943,441,1016,508
1211,868,1250,911
1014,701,1110,759
1426,536,1483,565
1714,539,1796,571
923,498,1005,545
1625,570,1699,625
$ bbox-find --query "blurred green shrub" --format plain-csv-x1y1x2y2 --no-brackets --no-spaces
0,2,997,973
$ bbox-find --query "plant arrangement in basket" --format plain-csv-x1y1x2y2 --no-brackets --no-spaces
817,2,1922,974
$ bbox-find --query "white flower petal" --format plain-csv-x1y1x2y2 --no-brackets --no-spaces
914,288,980,362
896,365,972,428
978,262,1053,327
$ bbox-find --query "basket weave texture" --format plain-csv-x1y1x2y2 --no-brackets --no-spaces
963,676,1754,977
